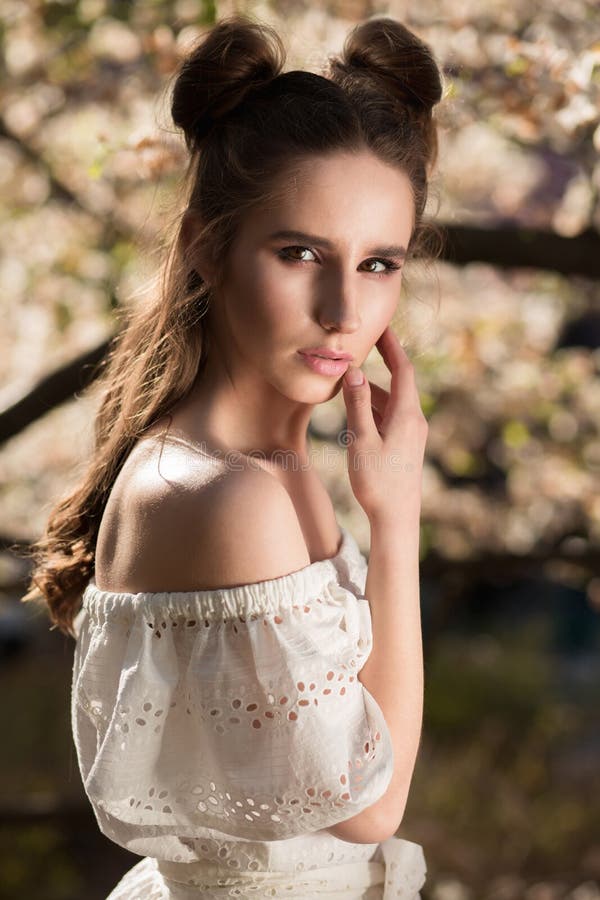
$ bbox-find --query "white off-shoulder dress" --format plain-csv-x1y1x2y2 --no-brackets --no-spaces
71,525,427,899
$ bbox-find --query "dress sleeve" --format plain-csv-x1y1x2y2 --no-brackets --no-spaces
71,556,394,848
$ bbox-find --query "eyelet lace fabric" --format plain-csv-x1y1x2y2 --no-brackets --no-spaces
72,527,427,898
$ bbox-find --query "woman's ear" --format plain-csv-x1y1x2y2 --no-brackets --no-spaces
181,210,215,285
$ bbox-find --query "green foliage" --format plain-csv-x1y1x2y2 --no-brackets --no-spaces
424,628,551,740
41,1,81,31
0,824,84,900
409,626,600,887
502,420,530,449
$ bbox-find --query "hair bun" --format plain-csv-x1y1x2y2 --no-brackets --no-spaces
330,17,442,114
171,15,285,151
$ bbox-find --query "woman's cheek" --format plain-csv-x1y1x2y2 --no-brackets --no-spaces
257,270,305,329
361,296,399,358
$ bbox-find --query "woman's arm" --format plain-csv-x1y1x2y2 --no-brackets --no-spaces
326,506,423,844
327,327,427,844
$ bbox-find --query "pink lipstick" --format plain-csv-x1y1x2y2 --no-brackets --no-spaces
297,347,353,377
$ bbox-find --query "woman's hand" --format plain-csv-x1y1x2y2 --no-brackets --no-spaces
340,325,428,523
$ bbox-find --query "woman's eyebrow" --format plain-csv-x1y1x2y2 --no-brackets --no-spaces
267,229,407,259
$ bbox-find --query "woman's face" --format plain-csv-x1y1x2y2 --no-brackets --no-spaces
206,149,415,405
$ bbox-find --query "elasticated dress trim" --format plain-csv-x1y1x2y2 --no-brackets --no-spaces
81,526,359,623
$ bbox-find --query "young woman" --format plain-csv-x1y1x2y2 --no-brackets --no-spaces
23,12,443,898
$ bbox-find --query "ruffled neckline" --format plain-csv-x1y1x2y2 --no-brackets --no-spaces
80,526,366,623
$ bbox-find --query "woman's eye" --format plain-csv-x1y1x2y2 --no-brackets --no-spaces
362,258,401,276
277,247,401,277
278,246,317,263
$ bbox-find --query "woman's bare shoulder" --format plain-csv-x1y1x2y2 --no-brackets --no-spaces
95,435,311,593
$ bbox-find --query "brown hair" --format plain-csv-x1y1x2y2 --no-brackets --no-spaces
19,12,444,638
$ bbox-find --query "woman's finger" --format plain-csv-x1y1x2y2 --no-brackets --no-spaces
342,366,378,443
375,326,416,416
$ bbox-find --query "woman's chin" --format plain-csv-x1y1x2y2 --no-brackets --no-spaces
294,376,342,403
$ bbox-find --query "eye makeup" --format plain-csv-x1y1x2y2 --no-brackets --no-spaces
276,245,402,278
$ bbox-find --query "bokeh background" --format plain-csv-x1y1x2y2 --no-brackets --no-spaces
1,1,599,898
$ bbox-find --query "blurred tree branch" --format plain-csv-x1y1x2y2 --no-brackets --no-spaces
442,222,600,278
0,336,113,445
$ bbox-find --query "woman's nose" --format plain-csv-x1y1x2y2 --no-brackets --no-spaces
317,277,361,333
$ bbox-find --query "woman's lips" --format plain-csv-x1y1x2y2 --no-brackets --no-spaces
297,351,351,377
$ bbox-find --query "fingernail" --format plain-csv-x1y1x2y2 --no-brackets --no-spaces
345,366,364,386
